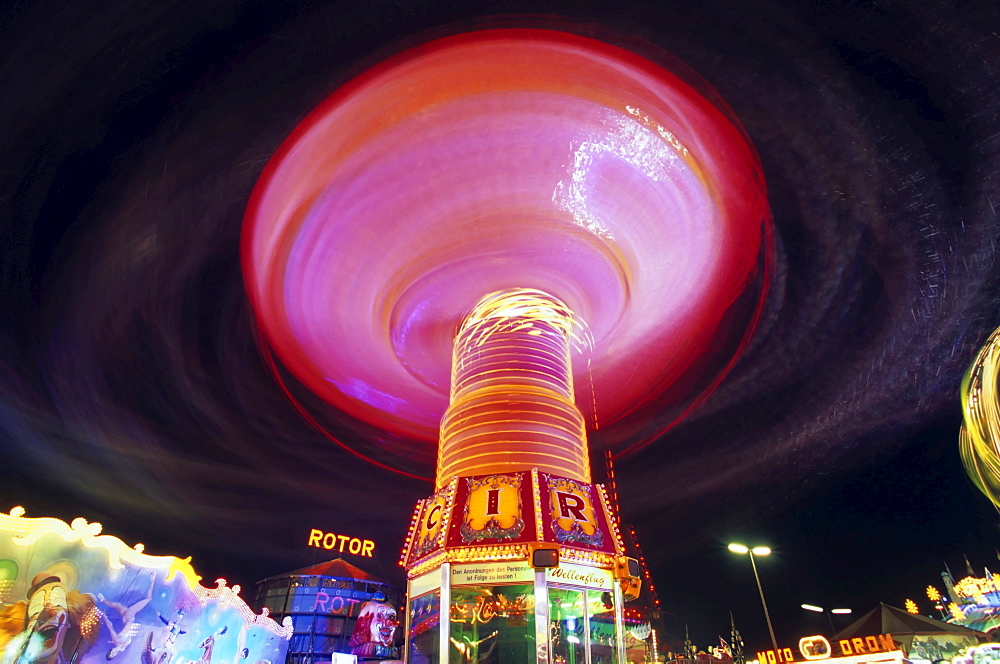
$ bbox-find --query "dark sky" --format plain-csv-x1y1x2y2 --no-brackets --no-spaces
3,0,1000,657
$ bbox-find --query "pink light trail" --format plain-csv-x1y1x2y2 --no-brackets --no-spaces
242,29,771,471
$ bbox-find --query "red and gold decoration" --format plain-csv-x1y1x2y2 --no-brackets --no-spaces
407,482,457,563
401,469,623,571
542,474,608,549
458,474,526,543
400,289,626,575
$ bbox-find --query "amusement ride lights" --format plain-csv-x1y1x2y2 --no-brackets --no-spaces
240,29,772,476
0,507,292,638
437,289,591,488
960,324,1000,512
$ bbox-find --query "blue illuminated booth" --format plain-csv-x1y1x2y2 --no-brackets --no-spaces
254,558,403,664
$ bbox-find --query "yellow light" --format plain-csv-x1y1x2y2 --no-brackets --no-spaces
728,543,749,554
436,289,591,488
949,602,965,621
905,599,919,614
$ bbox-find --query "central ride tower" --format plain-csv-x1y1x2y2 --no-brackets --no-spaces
401,288,639,664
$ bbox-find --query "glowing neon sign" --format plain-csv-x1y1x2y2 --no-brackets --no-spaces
954,574,1000,598
800,636,831,660
757,634,897,663
307,529,375,557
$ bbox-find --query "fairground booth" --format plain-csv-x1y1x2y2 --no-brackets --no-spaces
754,604,986,664
832,604,984,664
254,558,404,664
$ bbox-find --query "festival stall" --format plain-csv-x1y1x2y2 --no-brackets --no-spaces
254,558,403,663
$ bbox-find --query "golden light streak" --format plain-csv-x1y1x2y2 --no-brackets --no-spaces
960,324,1000,512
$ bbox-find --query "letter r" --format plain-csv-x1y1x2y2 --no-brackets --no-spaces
556,491,587,522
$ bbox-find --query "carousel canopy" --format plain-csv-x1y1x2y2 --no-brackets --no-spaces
834,603,985,640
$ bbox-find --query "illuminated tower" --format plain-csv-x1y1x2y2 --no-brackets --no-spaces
437,289,590,487
401,288,639,664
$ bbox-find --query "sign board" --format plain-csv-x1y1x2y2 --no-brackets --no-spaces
408,568,441,598
406,485,453,564
545,561,613,589
447,472,536,548
758,634,899,664
307,529,375,557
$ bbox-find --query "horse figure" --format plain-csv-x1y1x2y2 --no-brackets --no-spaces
185,626,227,664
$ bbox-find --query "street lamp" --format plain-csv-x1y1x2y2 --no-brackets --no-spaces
801,605,852,634
728,543,778,652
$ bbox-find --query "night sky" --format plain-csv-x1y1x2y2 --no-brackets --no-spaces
3,0,1000,657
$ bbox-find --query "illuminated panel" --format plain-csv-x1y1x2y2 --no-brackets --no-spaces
241,29,772,470
437,289,588,487
307,528,376,556
402,479,457,567
539,473,618,553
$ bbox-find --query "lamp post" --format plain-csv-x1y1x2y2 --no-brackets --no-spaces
801,605,852,634
728,543,778,652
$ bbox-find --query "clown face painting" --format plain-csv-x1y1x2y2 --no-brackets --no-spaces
347,601,398,658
